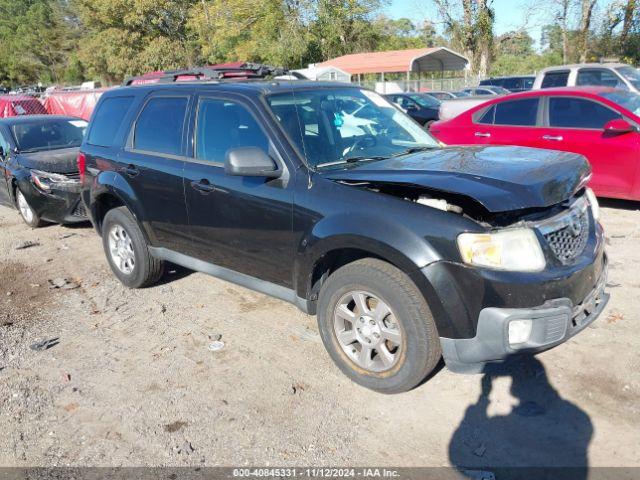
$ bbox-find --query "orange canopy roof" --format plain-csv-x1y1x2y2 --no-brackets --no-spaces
319,47,469,75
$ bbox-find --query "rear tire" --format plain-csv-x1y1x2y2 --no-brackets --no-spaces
317,258,441,394
15,189,44,228
102,207,164,288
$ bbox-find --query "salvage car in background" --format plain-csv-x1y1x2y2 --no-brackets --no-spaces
422,90,470,101
480,75,535,92
384,92,440,127
460,86,510,96
0,115,88,227
430,87,640,201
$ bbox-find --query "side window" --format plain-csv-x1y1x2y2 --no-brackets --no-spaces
503,78,520,90
541,71,569,88
195,98,269,163
576,68,624,88
475,105,495,124
493,98,539,126
134,97,188,155
548,97,621,129
87,96,133,147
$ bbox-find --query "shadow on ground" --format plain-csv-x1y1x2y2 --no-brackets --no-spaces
449,356,592,480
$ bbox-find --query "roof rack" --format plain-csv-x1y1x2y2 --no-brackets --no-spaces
122,63,307,86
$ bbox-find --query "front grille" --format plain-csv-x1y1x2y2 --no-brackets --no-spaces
65,171,81,180
540,201,590,265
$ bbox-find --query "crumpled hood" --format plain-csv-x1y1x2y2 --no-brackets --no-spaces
324,145,591,212
17,147,80,174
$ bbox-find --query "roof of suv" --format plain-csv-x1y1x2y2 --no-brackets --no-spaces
538,63,628,73
107,80,362,97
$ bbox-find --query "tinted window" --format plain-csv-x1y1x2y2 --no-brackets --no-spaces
576,68,624,88
502,78,521,90
88,96,133,147
134,97,188,155
493,98,539,126
476,105,495,124
0,131,10,155
196,99,269,163
549,97,621,129
12,119,88,152
541,71,569,88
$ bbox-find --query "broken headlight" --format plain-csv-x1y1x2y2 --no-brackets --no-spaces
457,228,546,272
585,187,600,221
30,170,79,192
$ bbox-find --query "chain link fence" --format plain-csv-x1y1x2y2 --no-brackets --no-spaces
356,76,482,94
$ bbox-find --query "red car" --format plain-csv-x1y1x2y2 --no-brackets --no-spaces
430,87,640,201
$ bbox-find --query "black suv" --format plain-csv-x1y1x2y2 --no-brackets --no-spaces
79,68,608,393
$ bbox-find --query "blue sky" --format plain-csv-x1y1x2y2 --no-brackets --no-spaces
384,0,544,46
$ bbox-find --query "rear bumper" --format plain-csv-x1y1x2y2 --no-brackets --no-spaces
439,263,609,373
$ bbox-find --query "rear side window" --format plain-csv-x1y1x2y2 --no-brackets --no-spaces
541,71,569,88
87,96,133,147
134,97,188,155
494,98,539,126
576,68,624,88
503,78,521,90
195,98,269,163
548,97,621,129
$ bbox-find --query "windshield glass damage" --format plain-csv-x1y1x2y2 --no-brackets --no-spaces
267,88,439,170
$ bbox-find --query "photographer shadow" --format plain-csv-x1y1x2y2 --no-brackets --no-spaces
449,355,592,480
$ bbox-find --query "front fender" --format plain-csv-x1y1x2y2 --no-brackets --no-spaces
294,212,443,299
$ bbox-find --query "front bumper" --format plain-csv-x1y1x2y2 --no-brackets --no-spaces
439,264,609,373
19,179,87,224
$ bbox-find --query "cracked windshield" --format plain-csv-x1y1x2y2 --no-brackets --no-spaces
267,88,439,169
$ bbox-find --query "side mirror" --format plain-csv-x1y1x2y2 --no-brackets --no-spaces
604,118,636,135
225,147,280,178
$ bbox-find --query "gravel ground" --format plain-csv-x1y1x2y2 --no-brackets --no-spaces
0,200,638,469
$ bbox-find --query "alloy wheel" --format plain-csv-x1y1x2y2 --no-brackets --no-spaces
333,290,403,372
108,224,136,275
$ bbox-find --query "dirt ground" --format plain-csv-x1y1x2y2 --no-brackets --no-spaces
0,200,638,470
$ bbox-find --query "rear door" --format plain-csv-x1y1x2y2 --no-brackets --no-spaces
539,95,639,197
182,94,295,287
470,97,542,147
119,93,192,251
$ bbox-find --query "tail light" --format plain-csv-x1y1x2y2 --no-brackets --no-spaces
77,152,86,182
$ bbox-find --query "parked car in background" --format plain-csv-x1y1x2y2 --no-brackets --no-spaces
384,92,440,127
0,115,88,227
480,75,535,92
533,63,640,92
423,90,470,101
460,86,510,96
79,70,607,393
430,87,640,201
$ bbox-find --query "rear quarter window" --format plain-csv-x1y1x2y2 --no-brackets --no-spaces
87,96,134,147
541,71,569,88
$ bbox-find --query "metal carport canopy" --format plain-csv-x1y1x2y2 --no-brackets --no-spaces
319,47,469,75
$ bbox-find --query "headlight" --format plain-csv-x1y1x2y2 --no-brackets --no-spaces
457,228,546,272
585,187,599,221
30,170,78,192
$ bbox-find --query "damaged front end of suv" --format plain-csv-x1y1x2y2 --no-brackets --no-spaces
318,145,608,373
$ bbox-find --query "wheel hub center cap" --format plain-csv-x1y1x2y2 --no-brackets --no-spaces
357,315,381,343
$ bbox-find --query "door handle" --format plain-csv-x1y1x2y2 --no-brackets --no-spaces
542,135,563,141
121,164,139,178
190,179,216,194
474,132,491,138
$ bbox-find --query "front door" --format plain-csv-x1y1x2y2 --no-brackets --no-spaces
182,95,295,288
118,94,192,251
472,97,542,148
540,96,639,197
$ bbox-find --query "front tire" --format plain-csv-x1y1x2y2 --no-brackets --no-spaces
317,258,441,394
16,189,44,228
102,207,164,288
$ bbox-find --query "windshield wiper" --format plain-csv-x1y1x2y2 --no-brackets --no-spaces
317,155,388,168
391,146,437,157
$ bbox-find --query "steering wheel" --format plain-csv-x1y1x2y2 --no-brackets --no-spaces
344,134,378,157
